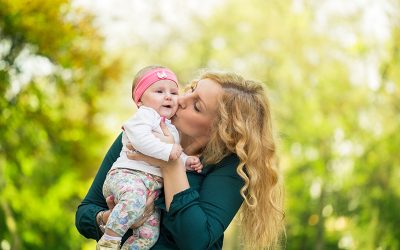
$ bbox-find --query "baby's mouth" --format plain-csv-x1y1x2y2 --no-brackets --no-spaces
162,105,172,108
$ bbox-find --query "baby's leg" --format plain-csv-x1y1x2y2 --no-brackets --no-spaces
121,209,161,250
103,170,148,237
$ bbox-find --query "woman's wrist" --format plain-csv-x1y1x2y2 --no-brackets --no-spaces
96,210,106,233
161,159,190,210
161,158,186,172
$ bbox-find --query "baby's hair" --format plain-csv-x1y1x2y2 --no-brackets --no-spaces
131,65,167,101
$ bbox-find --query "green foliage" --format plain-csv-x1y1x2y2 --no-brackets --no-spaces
1,0,399,249
0,0,122,249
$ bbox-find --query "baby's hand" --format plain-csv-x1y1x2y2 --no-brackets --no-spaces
169,144,182,161
186,156,203,173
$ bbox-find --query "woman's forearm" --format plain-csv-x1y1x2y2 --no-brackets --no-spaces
161,159,190,210
160,155,245,249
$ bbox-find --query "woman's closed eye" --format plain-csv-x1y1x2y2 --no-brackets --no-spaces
194,102,201,112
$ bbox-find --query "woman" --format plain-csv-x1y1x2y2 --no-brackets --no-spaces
76,70,285,249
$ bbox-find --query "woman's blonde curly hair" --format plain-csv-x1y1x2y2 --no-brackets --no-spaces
195,70,285,249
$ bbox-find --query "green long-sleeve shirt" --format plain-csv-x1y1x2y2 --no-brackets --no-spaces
75,133,244,249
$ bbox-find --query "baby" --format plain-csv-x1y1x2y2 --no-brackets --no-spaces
96,66,202,250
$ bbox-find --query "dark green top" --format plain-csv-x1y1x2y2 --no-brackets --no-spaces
75,133,244,249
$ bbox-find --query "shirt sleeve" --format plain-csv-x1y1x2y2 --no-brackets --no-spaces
161,154,244,250
75,133,123,240
180,152,189,166
123,107,173,161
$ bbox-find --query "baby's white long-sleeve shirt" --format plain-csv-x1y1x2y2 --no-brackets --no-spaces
111,106,181,177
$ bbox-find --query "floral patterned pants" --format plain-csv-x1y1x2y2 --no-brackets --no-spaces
103,168,163,250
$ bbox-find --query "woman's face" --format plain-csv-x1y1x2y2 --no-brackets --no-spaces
172,78,222,141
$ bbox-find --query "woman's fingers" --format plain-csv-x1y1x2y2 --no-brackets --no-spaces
143,191,158,217
144,191,156,214
130,191,158,229
127,148,167,167
131,214,148,229
159,119,171,136
126,143,135,151
126,149,140,161
147,190,159,203
159,120,175,143
106,195,116,209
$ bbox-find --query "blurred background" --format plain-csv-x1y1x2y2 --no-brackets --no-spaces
1,0,399,249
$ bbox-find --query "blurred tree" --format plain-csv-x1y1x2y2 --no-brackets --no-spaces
1,0,398,249
0,0,121,249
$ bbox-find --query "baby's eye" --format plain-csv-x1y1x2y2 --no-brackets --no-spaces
171,92,178,95
156,90,163,93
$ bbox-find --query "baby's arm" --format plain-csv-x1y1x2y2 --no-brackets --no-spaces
124,107,179,162
181,153,203,173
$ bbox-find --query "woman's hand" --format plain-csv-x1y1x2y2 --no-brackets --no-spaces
99,195,115,226
126,143,167,167
101,192,158,229
155,119,175,144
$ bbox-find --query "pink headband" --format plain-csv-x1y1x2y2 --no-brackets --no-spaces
133,68,179,104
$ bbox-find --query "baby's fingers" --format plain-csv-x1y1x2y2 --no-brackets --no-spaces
194,163,203,173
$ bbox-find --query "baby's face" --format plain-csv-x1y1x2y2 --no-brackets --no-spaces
138,80,179,119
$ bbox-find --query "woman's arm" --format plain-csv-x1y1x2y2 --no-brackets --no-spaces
127,148,243,249
162,155,244,250
75,133,123,240
126,121,244,249
160,159,190,211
